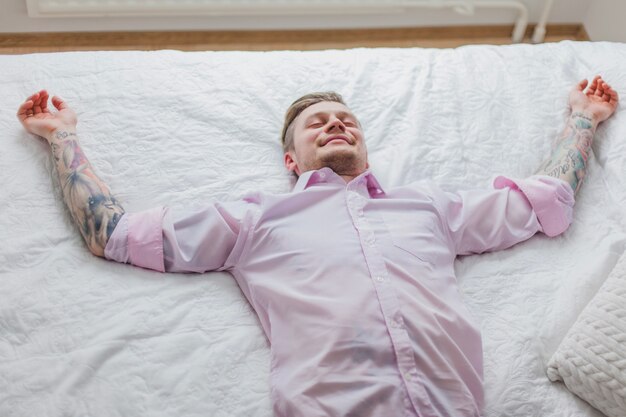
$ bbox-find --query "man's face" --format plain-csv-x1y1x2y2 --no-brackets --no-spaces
284,101,368,178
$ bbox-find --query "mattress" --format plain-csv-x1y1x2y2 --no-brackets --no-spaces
2,41,626,416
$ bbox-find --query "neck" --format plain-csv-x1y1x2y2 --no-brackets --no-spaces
333,165,368,184
295,165,368,183
340,174,359,183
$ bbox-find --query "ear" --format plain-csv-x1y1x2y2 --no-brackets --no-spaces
365,161,370,169
284,151,301,176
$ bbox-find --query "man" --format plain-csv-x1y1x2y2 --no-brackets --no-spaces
17,76,618,417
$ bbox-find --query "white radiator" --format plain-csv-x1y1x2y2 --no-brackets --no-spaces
26,0,479,16
24,0,550,43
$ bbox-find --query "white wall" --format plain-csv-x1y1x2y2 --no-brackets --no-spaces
584,0,626,42
0,0,591,33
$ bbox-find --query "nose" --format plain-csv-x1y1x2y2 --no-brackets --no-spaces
325,117,345,132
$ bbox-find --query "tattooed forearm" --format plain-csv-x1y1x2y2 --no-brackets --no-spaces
50,130,125,257
535,112,596,195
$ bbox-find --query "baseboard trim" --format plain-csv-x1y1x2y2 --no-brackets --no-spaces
0,24,589,54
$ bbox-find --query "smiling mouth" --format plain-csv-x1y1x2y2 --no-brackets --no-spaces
323,136,350,146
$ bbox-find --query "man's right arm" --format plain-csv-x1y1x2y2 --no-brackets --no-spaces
18,90,257,273
17,90,125,257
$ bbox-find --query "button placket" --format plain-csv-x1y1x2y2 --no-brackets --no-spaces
344,188,434,416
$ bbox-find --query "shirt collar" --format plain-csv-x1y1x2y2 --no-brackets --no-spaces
292,167,386,198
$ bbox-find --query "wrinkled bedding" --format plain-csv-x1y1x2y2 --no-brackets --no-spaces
1,41,626,416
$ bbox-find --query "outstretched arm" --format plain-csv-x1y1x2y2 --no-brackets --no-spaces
17,90,125,257
535,75,619,195
434,77,618,254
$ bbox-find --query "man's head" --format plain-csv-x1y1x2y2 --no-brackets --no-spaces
281,92,368,178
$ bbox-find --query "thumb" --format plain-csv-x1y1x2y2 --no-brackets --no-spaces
576,79,588,92
52,95,68,111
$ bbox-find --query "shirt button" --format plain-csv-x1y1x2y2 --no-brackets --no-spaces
390,318,403,328
319,172,326,178
375,276,385,282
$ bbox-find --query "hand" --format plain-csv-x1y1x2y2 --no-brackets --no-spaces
17,90,77,141
569,76,619,124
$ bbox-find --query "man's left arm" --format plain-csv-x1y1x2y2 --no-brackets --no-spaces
432,76,618,256
535,75,619,195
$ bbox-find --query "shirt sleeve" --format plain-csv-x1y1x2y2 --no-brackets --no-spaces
430,174,575,256
103,199,259,273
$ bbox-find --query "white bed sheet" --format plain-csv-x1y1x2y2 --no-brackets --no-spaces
1,41,626,417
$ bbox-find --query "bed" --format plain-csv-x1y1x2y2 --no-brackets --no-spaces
2,41,626,416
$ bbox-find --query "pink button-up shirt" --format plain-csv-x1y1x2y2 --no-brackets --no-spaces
104,168,574,417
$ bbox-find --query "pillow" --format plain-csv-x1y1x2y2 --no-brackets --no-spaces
546,250,626,417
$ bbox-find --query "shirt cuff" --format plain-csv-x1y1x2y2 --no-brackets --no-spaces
493,175,575,237
104,206,166,272
104,213,130,263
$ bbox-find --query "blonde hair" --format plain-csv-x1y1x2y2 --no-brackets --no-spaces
280,91,346,152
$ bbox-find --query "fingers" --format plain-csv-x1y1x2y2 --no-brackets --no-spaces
26,91,40,111
594,76,605,97
594,78,615,103
585,75,619,103
586,75,600,96
19,90,69,115
599,81,609,102
17,99,34,121
586,75,619,108
602,81,619,104
17,89,55,123
18,90,41,118
40,90,50,113
32,89,47,114
52,95,68,111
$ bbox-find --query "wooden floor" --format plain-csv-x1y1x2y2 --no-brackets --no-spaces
0,24,589,54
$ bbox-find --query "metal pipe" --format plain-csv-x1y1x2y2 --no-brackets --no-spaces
532,0,555,43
